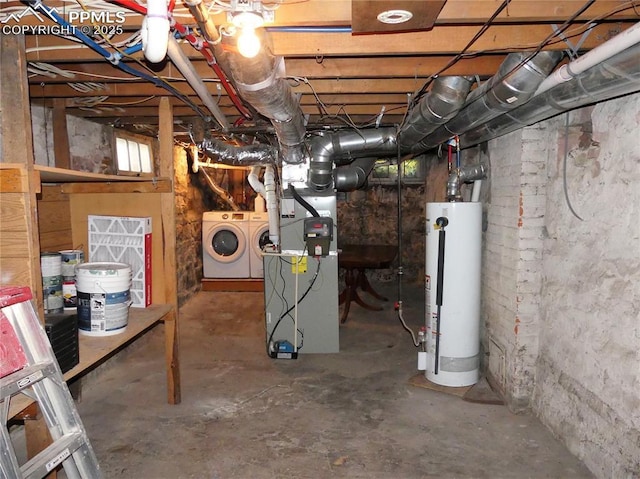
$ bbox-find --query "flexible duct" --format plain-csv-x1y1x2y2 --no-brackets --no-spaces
226,31,306,165
412,51,563,152
333,158,377,192
308,127,397,190
199,137,276,166
166,37,230,131
141,0,169,63
397,76,473,153
460,41,640,148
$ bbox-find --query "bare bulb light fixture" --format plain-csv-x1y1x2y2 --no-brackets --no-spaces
232,11,264,58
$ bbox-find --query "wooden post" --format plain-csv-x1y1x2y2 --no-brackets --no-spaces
158,97,181,405
0,34,44,317
52,98,71,169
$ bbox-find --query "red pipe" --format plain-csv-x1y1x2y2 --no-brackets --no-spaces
108,0,146,15
106,0,252,119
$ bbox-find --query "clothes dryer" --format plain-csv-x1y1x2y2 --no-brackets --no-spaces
202,211,250,278
248,211,271,278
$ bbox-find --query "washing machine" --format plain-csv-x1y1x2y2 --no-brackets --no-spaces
202,211,250,278
248,211,271,278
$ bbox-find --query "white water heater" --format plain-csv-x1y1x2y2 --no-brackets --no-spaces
425,202,482,387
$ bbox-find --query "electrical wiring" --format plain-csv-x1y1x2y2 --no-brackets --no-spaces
26,0,210,120
265,253,319,356
412,0,512,105
562,112,584,221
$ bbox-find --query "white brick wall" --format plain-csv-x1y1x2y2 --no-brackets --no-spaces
481,92,639,478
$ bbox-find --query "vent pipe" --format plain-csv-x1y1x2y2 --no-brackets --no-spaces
308,127,397,190
460,41,640,148
397,76,473,154
412,50,562,152
226,29,306,165
333,158,377,192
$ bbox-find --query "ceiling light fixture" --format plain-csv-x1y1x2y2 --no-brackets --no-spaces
377,9,413,25
228,1,274,59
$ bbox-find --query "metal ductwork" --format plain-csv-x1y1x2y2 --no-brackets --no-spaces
411,50,563,152
226,29,307,165
397,76,473,154
333,158,377,192
460,41,640,148
199,137,276,166
308,127,397,190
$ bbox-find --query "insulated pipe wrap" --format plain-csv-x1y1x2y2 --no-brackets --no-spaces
200,138,276,166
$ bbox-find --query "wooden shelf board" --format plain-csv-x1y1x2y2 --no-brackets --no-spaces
201,279,264,292
8,303,173,419
35,165,162,183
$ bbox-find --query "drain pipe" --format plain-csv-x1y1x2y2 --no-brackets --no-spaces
141,0,169,63
166,36,230,131
536,21,640,95
248,165,266,198
264,165,280,246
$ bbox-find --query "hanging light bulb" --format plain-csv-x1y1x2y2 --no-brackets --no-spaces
232,11,264,58
237,27,261,58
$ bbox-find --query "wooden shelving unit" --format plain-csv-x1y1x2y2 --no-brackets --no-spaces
0,38,181,430
1,164,181,407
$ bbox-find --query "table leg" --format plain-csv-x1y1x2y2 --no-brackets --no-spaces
340,269,355,323
357,268,389,301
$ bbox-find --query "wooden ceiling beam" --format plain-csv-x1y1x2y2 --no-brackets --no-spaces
30,77,448,98
4,0,637,28
24,22,631,61
26,56,506,83
65,102,404,119
50,93,413,109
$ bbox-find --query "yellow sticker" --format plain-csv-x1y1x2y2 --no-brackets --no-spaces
292,256,307,274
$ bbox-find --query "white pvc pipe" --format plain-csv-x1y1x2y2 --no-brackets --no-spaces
166,36,230,131
471,179,482,202
264,165,280,246
247,165,266,197
536,21,640,95
142,0,169,63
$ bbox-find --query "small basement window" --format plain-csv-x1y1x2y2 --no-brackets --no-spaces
371,157,425,185
114,132,154,176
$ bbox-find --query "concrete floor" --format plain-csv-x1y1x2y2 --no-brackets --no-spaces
69,280,593,479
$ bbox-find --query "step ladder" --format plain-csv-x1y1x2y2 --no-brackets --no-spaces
0,286,102,479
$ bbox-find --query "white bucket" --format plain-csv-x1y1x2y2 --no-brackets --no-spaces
60,249,84,280
76,262,132,337
41,253,63,314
